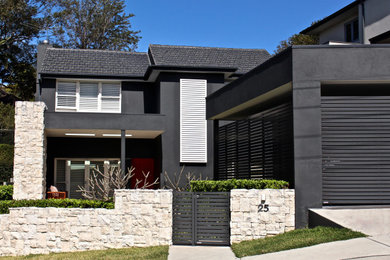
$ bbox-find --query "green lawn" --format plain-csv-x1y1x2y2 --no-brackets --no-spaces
0,246,169,260
231,226,366,258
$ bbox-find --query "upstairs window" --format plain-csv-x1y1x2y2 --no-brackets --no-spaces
57,82,77,109
345,19,359,42
56,81,121,113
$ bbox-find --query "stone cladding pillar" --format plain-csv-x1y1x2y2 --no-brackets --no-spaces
13,101,46,200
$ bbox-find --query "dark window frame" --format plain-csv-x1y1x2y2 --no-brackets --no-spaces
345,18,359,43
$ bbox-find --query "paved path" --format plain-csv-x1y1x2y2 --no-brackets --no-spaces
168,236,390,260
168,246,236,260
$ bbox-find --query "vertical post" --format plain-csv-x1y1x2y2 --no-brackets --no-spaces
192,193,197,245
292,81,323,228
359,2,365,44
121,130,126,173
213,120,219,180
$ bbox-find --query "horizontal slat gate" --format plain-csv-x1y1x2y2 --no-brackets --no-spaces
173,192,230,246
322,96,390,205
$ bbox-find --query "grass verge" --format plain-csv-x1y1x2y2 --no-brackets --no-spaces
231,226,366,258
0,245,169,260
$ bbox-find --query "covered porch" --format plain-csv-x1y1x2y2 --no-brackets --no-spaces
45,129,163,199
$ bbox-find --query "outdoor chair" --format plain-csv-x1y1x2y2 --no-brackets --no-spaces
47,185,67,199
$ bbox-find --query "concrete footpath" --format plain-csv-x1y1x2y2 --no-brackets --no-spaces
168,235,390,260
168,246,236,260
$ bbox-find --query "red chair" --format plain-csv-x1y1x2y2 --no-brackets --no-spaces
47,191,67,199
47,186,67,199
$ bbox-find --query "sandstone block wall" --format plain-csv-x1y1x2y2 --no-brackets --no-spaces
13,101,46,200
0,189,172,256
230,189,295,244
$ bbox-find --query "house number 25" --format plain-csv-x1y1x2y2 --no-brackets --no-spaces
258,204,269,212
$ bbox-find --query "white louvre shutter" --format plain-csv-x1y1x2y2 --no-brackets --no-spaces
180,79,207,163
79,83,99,111
101,83,121,112
56,82,77,109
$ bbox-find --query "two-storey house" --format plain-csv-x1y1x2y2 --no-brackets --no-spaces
35,43,270,198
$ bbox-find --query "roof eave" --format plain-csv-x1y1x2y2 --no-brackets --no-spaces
40,72,145,80
144,65,238,81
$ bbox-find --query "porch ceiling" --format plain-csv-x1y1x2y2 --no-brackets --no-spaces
45,129,163,139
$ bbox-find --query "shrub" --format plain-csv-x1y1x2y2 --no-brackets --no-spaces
0,103,14,130
0,198,114,214
0,144,13,165
190,179,289,192
0,164,13,182
0,185,12,200
0,144,13,182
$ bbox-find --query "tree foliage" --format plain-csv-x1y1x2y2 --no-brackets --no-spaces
274,33,319,54
0,103,14,129
48,0,140,51
0,0,141,100
0,0,45,100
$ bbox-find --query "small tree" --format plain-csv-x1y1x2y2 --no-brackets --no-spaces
163,166,207,191
77,165,159,201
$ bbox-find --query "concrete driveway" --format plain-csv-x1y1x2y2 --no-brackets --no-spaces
242,236,390,260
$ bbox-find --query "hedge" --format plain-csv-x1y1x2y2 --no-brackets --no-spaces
0,144,13,165
190,179,289,192
0,144,14,182
0,185,13,200
0,199,114,214
0,103,14,130
0,165,13,182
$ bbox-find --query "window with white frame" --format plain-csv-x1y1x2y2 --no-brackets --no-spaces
56,81,121,113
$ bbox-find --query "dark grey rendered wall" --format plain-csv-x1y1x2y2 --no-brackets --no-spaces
40,77,165,187
292,45,390,228
206,49,292,120
41,78,166,130
40,79,158,114
158,72,225,185
40,72,225,187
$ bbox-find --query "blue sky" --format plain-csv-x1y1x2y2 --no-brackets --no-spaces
127,0,354,54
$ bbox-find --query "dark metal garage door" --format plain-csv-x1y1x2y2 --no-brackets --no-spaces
322,96,390,205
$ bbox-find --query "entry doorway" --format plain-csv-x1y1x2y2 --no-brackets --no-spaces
130,158,156,189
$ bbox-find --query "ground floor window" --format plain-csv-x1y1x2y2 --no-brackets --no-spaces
54,158,119,199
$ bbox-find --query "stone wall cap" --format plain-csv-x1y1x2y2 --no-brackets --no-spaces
114,189,173,193
231,189,294,191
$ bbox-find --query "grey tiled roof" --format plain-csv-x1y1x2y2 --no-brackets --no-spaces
40,48,150,77
149,44,271,74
